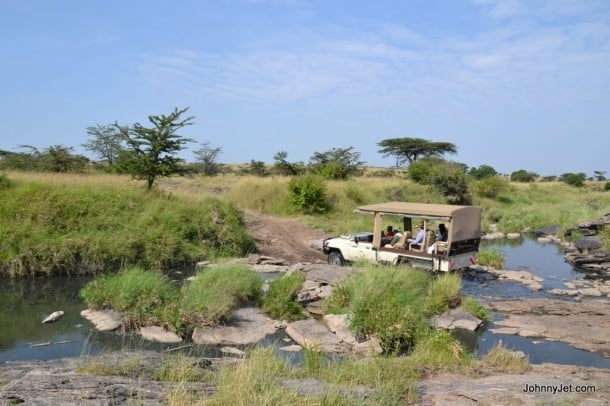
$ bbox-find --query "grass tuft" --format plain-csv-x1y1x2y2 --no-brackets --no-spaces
475,248,505,269
480,343,530,373
260,271,305,321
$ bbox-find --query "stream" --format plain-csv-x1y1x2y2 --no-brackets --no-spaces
1,237,609,368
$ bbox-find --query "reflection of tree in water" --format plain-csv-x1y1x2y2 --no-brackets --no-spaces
0,277,91,350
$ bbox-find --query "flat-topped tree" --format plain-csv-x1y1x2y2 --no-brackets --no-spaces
377,137,457,167
117,107,195,190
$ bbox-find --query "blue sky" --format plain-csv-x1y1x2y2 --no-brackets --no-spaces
1,0,609,176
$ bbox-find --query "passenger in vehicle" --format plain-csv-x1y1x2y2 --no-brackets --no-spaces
408,223,426,249
427,224,448,254
381,225,396,245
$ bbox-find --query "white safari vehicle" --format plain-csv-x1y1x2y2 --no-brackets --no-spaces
323,202,482,272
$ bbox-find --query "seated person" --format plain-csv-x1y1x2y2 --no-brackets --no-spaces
407,223,426,249
427,224,448,254
381,225,396,245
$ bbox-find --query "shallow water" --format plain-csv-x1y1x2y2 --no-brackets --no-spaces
1,237,608,367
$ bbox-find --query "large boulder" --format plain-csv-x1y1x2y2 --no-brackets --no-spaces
139,326,182,343
80,309,122,332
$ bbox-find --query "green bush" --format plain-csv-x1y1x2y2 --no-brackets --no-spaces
475,248,505,269
605,181,610,191
288,175,328,214
473,176,508,199
468,164,497,180
461,297,490,321
426,273,461,315
80,267,177,329
560,172,586,187
179,264,262,328
260,272,305,321
325,266,431,351
510,169,537,182
0,173,11,189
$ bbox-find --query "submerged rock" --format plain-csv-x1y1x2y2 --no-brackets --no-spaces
285,319,351,353
42,310,64,324
139,326,182,343
80,309,122,332
429,307,483,331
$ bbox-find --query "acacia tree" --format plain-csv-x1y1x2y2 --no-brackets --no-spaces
273,150,302,176
82,124,125,166
116,107,195,190
309,147,364,180
193,142,222,176
377,137,457,167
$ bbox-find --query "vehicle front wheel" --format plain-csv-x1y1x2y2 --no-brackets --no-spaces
327,251,345,266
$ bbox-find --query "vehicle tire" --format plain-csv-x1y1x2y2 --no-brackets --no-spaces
327,251,344,266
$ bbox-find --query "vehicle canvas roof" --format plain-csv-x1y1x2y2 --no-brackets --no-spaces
356,201,481,241
356,201,479,218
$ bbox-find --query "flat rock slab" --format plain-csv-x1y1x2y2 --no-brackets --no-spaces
139,326,182,343
285,319,351,353
430,307,483,331
416,364,610,405
80,309,122,331
192,306,277,345
490,298,610,356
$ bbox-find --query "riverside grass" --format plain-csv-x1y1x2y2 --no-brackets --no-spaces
79,264,262,334
0,172,255,276
260,271,306,321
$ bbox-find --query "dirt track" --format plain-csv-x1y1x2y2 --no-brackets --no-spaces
244,211,329,264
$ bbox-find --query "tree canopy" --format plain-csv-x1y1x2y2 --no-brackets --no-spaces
377,137,457,167
309,146,364,180
82,124,125,166
116,107,195,190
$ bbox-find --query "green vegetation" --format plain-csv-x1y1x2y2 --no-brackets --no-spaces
461,296,490,321
475,248,505,269
322,266,466,352
179,264,261,330
260,272,305,321
288,175,329,214
473,176,509,200
0,174,255,277
80,264,261,334
480,343,531,373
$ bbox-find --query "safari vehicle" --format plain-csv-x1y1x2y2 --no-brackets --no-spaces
322,202,482,272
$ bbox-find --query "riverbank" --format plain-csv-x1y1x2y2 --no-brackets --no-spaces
1,351,608,405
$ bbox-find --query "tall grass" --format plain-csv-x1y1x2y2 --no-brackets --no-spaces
259,271,306,321
0,173,255,276
80,264,261,334
476,248,505,269
179,264,262,329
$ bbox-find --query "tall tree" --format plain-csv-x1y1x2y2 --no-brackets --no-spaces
82,124,125,166
193,142,222,176
116,107,195,190
377,137,457,167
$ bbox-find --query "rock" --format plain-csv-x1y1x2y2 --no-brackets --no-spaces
482,232,505,240
323,314,357,345
302,265,356,286
192,306,277,345
220,347,246,356
139,326,182,343
490,298,610,356
42,310,64,324
506,232,521,239
195,260,211,269
535,225,559,236
574,238,602,251
537,237,553,244
285,319,351,353
549,288,579,297
353,337,383,356
80,309,122,331
486,268,543,291
578,288,603,297
278,345,302,352
304,301,325,316
429,307,483,331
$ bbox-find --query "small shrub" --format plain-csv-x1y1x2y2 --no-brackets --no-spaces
473,176,508,199
480,343,530,373
461,297,490,321
288,175,328,214
604,181,610,191
179,264,262,328
426,273,462,315
410,330,469,371
475,248,505,269
510,169,537,182
468,164,497,180
0,172,11,189
560,172,586,187
79,267,177,329
260,272,305,321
